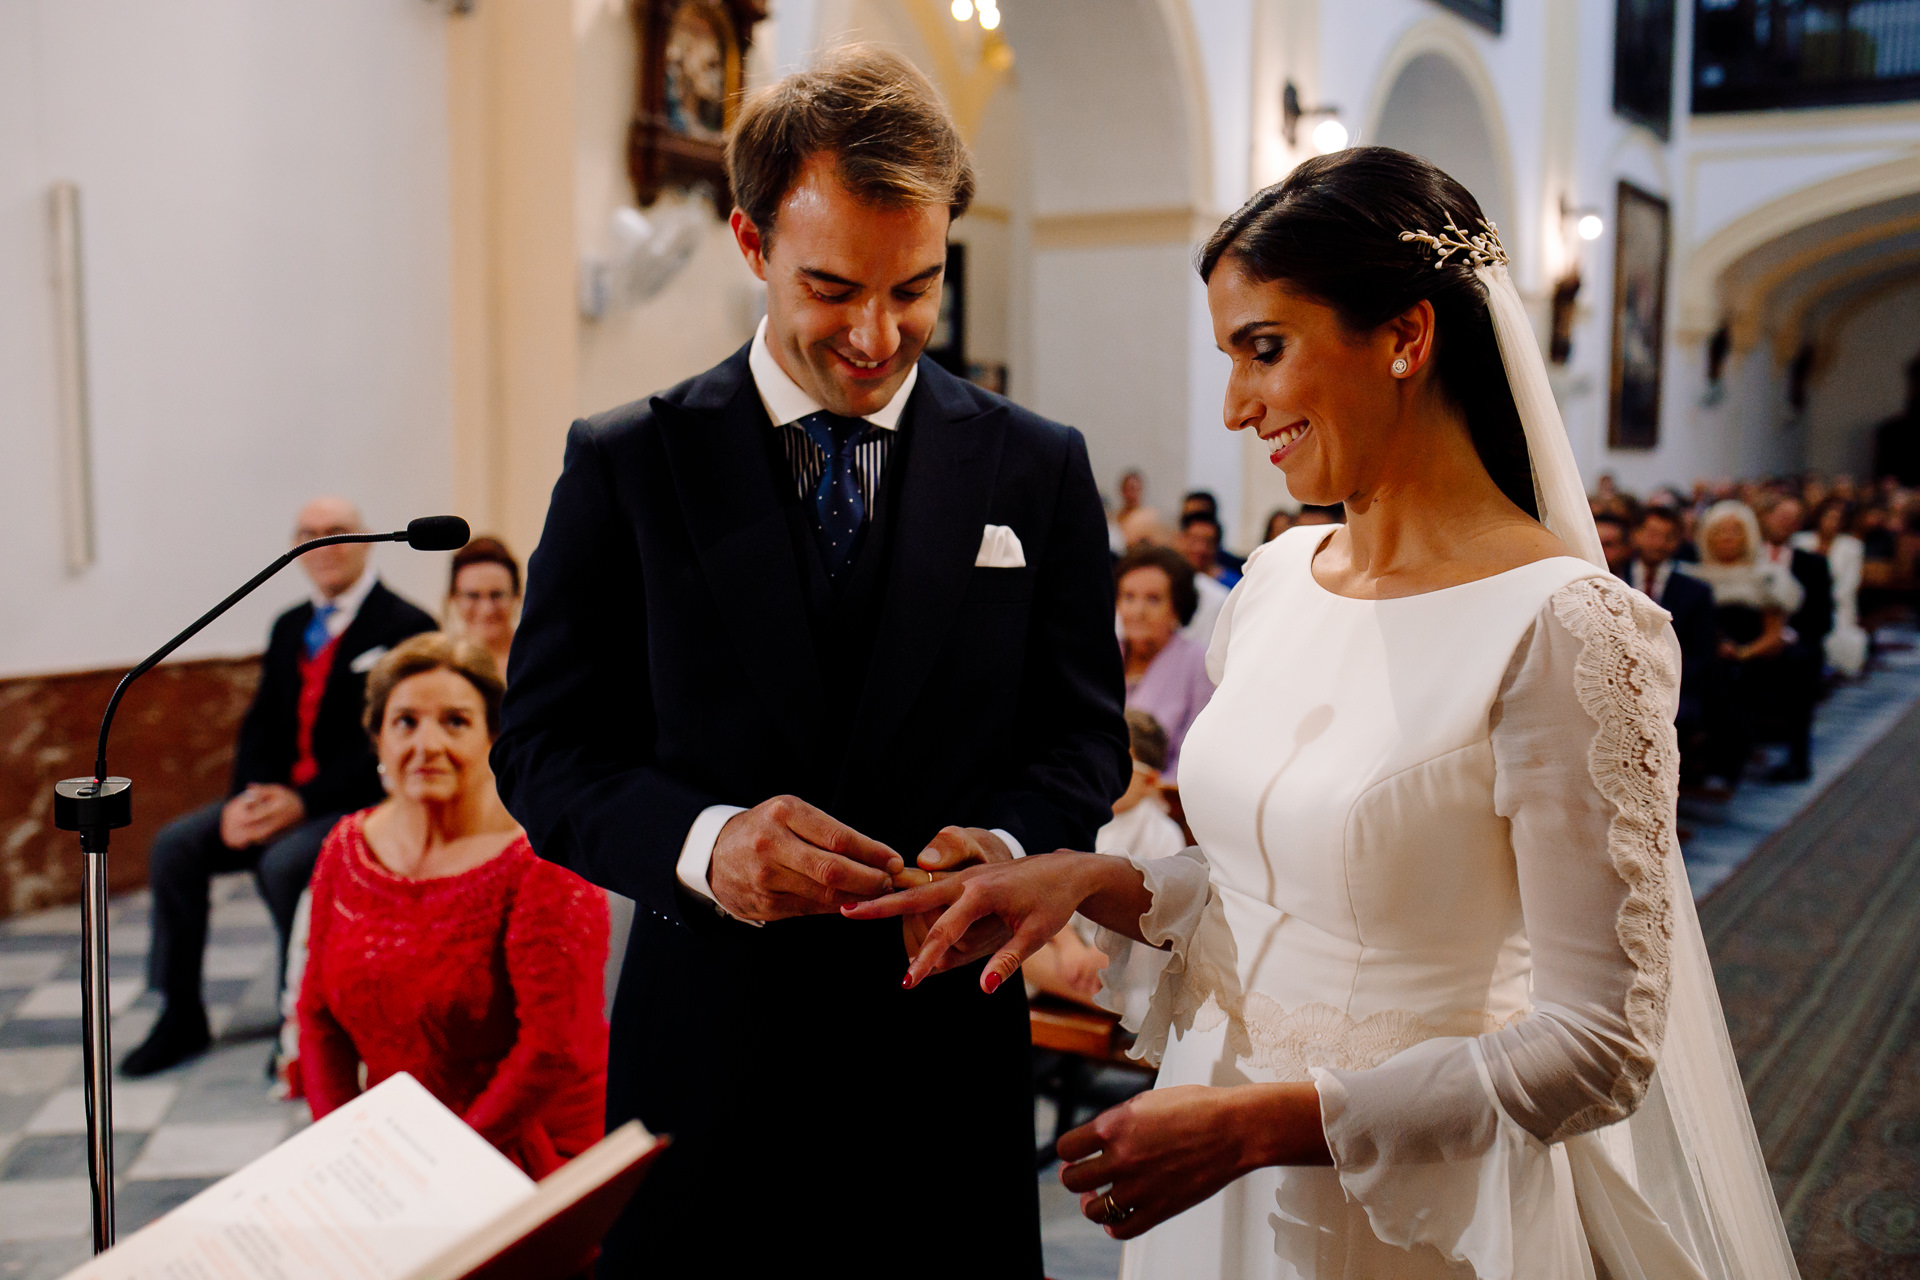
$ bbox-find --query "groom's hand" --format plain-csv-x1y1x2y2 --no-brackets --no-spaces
917,826,1013,873
710,797,904,923
901,827,1015,959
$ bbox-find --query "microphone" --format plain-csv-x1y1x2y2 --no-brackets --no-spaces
53,512,471,1253
405,514,471,551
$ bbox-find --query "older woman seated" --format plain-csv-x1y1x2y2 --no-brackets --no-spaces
1115,544,1216,781
298,633,608,1177
1681,500,1804,794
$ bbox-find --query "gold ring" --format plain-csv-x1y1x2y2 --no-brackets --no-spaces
1092,1192,1132,1226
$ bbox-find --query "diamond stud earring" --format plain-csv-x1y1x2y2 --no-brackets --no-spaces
1392,358,1410,376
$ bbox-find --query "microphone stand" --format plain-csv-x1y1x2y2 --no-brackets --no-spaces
53,518,467,1254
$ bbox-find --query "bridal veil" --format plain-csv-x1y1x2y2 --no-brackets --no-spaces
1417,221,1801,1280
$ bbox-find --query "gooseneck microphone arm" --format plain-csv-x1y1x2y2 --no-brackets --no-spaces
98,531,375,779
56,513,468,1255
91,516,470,781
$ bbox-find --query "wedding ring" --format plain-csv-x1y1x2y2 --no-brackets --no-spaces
1092,1192,1133,1226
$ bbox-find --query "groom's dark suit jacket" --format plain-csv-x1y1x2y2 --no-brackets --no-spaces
493,345,1129,1278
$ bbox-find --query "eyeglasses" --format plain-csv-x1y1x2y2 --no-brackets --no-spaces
453,590,516,606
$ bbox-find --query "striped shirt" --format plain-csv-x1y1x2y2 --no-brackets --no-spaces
776,423,894,514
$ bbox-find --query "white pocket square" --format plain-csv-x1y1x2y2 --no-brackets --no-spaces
974,524,1026,568
348,645,389,674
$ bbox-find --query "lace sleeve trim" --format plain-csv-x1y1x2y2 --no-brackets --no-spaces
1545,575,1681,1141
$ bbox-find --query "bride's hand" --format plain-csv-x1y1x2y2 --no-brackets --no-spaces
840,852,1109,992
1058,1083,1329,1239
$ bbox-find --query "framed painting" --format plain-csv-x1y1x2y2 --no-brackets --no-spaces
628,0,767,213
1613,0,1676,138
925,242,967,376
1609,181,1670,451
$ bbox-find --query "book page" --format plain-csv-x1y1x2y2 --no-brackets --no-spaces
66,1074,533,1280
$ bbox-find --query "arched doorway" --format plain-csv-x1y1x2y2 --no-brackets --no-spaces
1713,190,1920,477
1370,51,1512,234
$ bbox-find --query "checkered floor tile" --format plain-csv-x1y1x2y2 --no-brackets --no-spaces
0,874,308,1280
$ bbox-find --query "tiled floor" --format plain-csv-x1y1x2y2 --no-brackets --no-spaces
0,875,305,1280
1680,630,1920,897
6,639,1918,1280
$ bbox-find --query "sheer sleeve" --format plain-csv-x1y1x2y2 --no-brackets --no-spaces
1092,846,1212,1062
1311,575,1682,1274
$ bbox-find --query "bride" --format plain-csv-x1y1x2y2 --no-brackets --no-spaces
848,148,1799,1279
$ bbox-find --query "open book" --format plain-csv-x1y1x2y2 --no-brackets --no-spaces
63,1073,664,1280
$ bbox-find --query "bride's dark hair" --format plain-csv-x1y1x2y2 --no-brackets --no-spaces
1198,147,1536,519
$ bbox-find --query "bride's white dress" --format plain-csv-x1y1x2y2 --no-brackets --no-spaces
1097,525,1735,1279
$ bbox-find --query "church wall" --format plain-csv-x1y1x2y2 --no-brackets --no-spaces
1806,280,1920,478
0,1,456,680
1028,241,1196,528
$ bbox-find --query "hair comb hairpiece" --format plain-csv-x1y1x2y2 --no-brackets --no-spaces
1399,219,1508,271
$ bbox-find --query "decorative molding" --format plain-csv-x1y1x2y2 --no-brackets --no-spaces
1773,249,1920,363
1724,209,1920,353
1687,100,1920,137
48,183,94,576
1678,151,1920,336
1029,206,1215,252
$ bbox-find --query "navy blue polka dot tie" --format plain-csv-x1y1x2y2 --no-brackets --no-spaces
799,410,872,582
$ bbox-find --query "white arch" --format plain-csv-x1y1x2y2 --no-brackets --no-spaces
1361,19,1518,237
1679,152,1920,335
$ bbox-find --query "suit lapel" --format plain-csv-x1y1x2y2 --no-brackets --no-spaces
654,350,827,759
837,363,1007,798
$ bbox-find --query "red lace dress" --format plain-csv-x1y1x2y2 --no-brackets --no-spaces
298,811,610,1178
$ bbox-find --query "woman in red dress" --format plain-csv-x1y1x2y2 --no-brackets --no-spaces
298,633,609,1178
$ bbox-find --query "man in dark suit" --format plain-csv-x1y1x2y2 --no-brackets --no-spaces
1624,507,1717,778
492,47,1128,1279
1759,495,1833,781
122,496,437,1076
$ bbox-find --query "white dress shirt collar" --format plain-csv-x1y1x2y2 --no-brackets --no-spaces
309,564,378,639
748,316,918,431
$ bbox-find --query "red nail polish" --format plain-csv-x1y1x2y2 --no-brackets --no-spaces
982,970,1002,994
901,973,914,988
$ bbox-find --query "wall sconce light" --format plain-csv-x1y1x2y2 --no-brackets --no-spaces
951,0,1000,30
1283,81,1347,153
1561,196,1605,242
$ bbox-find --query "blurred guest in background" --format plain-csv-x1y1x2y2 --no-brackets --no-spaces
1111,467,1157,554
124,496,437,1077
1758,495,1833,781
446,536,522,676
1595,511,1631,577
1793,499,1869,677
1182,489,1245,578
299,634,608,1178
1116,545,1215,781
1180,510,1241,587
1025,709,1187,1012
1623,507,1717,779
1682,501,1802,791
1262,507,1293,543
1293,502,1344,527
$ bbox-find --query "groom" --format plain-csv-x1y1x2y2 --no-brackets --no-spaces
492,46,1128,1278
